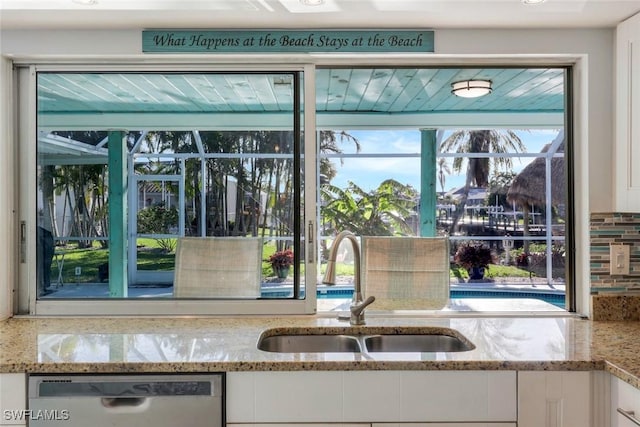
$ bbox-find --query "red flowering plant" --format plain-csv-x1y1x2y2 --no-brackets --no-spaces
453,242,494,270
268,249,294,269
516,252,529,267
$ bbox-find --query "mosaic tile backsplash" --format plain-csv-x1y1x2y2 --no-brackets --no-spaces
590,212,640,291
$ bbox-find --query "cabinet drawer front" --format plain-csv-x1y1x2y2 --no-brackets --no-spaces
615,379,640,414
228,424,370,427
612,375,640,427
373,424,516,427
227,371,344,423
616,409,640,427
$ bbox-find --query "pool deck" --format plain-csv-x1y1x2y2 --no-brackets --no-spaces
37,279,565,312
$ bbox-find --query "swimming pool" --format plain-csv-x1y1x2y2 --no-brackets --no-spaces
449,289,565,308
263,286,566,308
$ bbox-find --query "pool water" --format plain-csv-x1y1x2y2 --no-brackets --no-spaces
449,289,565,308
316,288,565,308
264,287,566,308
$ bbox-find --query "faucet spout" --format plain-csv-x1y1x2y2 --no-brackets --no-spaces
323,231,361,290
323,230,374,325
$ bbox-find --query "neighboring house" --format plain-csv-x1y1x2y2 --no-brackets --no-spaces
138,181,178,210
446,187,488,207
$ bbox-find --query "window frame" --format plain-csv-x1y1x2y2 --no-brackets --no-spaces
19,63,319,316
14,57,588,316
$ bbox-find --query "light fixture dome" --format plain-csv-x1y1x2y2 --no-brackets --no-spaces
451,80,492,98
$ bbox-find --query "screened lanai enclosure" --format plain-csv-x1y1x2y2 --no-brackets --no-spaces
35,67,569,307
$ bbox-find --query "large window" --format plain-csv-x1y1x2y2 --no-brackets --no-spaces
318,128,567,311
315,67,569,312
20,64,572,315
33,71,308,310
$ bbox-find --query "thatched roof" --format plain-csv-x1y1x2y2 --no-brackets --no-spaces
507,133,565,208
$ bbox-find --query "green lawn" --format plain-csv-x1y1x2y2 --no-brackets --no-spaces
53,238,534,283
55,238,292,282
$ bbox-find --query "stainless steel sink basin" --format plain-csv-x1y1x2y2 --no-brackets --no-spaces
363,333,474,353
257,334,361,353
257,327,475,354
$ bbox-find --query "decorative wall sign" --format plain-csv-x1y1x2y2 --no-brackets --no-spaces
142,30,434,53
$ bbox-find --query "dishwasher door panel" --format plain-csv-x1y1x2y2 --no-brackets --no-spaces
28,374,223,427
29,395,222,426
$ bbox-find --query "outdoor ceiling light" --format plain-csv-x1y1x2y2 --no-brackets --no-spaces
299,0,325,5
451,80,493,98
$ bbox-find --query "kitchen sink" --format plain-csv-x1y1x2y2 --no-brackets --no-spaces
257,327,475,354
257,334,362,353
363,333,474,352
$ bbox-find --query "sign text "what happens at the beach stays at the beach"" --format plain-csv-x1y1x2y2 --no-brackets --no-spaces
142,30,434,54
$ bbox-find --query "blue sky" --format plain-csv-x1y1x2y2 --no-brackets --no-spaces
326,129,562,193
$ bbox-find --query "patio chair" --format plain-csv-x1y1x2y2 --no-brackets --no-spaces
173,236,263,298
361,236,450,310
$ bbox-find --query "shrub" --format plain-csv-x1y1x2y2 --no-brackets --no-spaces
137,204,179,253
268,249,294,269
453,242,495,270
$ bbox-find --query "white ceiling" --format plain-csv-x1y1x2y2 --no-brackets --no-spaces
1,0,639,30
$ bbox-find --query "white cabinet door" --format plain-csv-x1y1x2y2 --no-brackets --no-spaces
611,375,640,427
518,371,591,427
228,424,516,427
0,374,27,426
394,371,515,423
373,423,515,426
227,371,345,423
614,12,640,211
227,371,516,424
228,424,370,427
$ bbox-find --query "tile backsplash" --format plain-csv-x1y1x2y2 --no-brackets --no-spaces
590,212,640,291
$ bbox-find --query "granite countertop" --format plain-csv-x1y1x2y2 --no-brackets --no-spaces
2,314,640,387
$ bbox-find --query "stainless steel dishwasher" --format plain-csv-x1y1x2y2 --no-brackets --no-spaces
28,374,224,427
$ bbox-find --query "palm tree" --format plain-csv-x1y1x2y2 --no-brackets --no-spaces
440,130,526,233
437,157,451,194
45,131,111,248
318,130,361,184
321,179,418,237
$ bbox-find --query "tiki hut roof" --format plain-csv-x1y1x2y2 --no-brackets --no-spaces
507,132,565,208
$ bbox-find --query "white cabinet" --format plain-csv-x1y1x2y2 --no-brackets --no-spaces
518,371,592,427
227,423,516,427
374,424,515,427
614,12,640,211
611,375,640,427
0,374,27,426
228,424,370,427
229,424,514,427
226,370,516,424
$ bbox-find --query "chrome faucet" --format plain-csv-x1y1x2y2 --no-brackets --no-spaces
322,230,375,325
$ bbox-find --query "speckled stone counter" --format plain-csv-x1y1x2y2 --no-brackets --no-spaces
592,294,640,320
0,316,640,388
2,315,640,387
